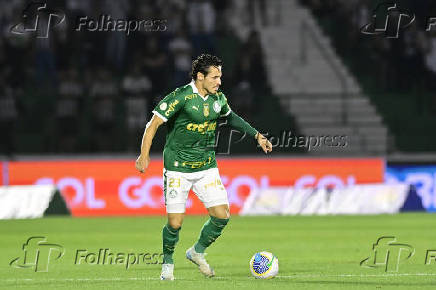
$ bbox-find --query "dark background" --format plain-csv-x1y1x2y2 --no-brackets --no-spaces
0,0,435,156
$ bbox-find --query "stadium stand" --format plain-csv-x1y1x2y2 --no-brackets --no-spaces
0,0,434,155
301,0,436,152
248,0,391,155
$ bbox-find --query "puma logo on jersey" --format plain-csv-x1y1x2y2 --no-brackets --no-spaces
192,106,198,111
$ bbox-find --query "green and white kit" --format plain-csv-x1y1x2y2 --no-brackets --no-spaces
153,81,258,212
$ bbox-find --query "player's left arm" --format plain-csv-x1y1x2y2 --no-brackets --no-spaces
219,94,272,154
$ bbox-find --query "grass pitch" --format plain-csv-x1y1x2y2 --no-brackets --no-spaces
1,213,435,289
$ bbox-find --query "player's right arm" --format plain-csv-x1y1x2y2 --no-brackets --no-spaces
135,88,186,173
135,115,164,173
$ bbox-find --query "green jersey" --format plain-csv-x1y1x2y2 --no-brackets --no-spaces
153,81,231,173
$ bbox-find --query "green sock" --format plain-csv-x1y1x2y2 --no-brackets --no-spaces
162,224,180,264
194,216,230,253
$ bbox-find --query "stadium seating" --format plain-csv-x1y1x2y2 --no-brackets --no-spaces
250,0,390,155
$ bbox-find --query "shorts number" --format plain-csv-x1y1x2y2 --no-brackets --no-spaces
169,178,181,188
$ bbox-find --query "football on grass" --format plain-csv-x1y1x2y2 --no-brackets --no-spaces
249,251,279,279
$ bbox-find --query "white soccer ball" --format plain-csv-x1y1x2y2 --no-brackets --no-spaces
249,251,279,279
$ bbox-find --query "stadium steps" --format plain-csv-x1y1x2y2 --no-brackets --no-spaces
257,4,361,95
250,0,390,155
280,94,392,155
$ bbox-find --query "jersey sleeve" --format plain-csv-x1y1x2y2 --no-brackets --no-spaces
152,89,185,122
219,93,232,117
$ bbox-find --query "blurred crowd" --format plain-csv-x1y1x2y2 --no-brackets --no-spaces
0,0,269,155
302,0,436,107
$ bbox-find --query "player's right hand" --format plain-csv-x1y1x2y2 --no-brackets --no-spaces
135,155,150,173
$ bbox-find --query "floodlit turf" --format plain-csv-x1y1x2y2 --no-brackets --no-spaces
1,213,435,289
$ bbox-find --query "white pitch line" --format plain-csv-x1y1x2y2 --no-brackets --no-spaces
2,273,436,283
3,277,161,282
2,277,228,283
277,273,436,278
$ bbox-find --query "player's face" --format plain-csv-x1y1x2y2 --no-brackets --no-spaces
203,66,222,95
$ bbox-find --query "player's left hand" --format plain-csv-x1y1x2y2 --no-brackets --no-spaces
256,133,272,154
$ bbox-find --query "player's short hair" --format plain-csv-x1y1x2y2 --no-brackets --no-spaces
191,54,223,80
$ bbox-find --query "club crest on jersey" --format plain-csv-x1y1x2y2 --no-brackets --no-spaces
213,101,221,113
203,103,209,117
160,102,167,110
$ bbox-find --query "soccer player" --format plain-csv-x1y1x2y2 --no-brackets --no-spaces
135,54,272,280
